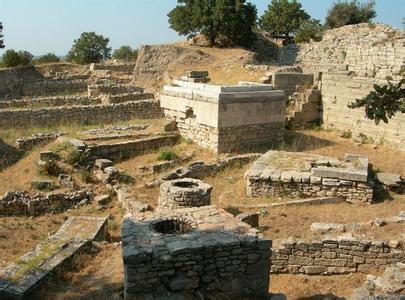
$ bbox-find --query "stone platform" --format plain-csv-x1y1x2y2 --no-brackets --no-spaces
122,206,271,298
245,151,374,203
160,81,286,153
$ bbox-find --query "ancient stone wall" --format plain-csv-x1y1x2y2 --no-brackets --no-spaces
0,96,100,110
271,237,404,275
88,84,143,97
20,79,88,98
16,132,64,151
0,66,44,99
0,190,92,216
90,62,135,73
86,134,179,162
321,73,405,150
278,23,404,80
0,100,163,128
101,92,154,104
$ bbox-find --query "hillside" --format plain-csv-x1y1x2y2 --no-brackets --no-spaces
132,42,272,91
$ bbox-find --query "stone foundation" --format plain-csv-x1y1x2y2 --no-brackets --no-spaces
271,236,404,275
245,151,374,203
122,206,271,298
158,178,212,209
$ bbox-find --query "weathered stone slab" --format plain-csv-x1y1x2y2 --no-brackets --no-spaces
0,216,108,299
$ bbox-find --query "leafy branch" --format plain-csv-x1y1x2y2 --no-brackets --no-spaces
348,79,405,124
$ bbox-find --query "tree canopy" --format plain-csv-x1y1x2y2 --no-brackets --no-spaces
67,32,111,64
168,0,257,47
0,22,4,49
325,0,376,29
295,19,323,43
260,0,310,39
112,46,138,60
2,49,33,68
348,79,405,125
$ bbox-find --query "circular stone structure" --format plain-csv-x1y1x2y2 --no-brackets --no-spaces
158,178,213,209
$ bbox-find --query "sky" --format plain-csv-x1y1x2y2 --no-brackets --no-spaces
0,0,404,56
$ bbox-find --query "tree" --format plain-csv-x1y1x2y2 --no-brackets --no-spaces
34,53,60,64
325,0,376,29
2,49,33,68
112,46,138,60
67,32,111,64
348,79,405,124
0,22,4,49
295,19,323,43
260,0,310,39
168,0,258,47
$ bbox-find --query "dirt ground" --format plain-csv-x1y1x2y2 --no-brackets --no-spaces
0,125,404,299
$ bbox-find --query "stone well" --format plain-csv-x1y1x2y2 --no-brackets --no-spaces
122,206,271,298
158,178,213,209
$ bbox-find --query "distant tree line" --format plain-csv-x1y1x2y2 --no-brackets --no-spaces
168,0,377,46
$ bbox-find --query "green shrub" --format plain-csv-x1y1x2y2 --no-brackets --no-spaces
157,150,178,161
112,46,138,60
66,149,84,165
33,53,60,64
325,0,376,29
2,49,33,68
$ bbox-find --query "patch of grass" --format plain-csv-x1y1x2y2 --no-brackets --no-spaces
81,170,96,184
340,130,352,139
11,240,66,281
157,150,178,161
31,181,59,191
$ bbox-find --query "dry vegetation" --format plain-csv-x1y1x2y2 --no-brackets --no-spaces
0,119,404,299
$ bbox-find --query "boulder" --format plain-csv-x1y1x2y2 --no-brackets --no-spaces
310,223,345,234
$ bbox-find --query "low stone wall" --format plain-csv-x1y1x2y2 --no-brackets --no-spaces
101,92,154,104
0,190,92,216
0,96,100,110
0,100,163,128
271,236,404,275
86,134,179,162
90,62,135,73
16,132,64,151
88,84,143,97
20,79,88,98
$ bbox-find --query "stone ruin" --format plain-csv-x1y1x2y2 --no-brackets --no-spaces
122,206,271,299
245,151,374,203
160,80,286,153
158,178,213,210
180,70,210,83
